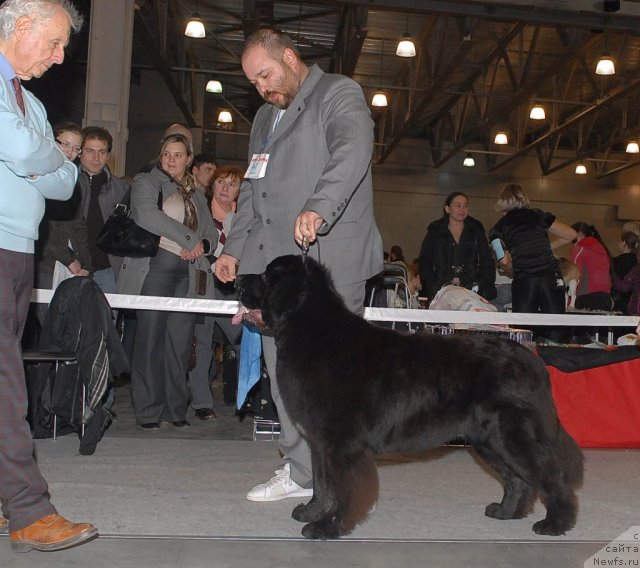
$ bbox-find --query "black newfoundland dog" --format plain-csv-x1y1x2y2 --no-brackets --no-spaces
236,255,583,540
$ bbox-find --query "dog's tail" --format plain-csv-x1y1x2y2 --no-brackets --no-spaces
341,449,379,533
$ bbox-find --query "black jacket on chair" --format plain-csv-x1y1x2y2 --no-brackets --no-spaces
418,215,496,303
34,277,129,441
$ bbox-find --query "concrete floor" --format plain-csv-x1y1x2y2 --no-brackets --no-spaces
0,375,623,567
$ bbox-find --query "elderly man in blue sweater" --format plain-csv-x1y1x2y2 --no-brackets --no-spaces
0,0,97,552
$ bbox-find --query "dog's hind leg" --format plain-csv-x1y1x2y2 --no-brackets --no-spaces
532,427,583,536
300,449,378,539
473,442,534,520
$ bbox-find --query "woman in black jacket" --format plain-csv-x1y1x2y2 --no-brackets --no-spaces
418,192,496,305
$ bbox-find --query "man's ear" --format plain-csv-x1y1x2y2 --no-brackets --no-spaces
282,47,298,70
14,15,33,39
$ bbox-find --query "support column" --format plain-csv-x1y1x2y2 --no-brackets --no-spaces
83,0,134,176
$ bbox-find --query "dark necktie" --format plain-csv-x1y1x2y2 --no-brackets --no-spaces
11,77,25,115
214,218,226,245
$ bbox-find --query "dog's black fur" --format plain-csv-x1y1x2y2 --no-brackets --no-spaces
236,255,584,540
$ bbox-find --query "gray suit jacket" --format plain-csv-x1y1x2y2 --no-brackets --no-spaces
223,64,383,287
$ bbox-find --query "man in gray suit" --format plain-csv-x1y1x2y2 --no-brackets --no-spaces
215,28,383,502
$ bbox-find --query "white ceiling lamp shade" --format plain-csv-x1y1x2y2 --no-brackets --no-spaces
494,130,508,145
206,80,223,93
396,33,416,57
575,162,587,174
371,39,389,108
396,15,416,58
185,15,206,38
371,92,388,107
625,141,639,153
463,153,475,167
595,53,615,75
217,110,233,123
529,104,546,120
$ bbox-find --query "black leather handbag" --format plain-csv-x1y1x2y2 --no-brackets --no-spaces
96,188,163,258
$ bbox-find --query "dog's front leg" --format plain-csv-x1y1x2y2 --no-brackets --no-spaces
292,446,334,523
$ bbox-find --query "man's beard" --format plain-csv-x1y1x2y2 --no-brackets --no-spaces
262,67,299,109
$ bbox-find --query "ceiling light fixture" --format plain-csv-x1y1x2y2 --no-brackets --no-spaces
575,162,587,174
185,5,205,38
625,141,639,153
217,110,232,123
529,104,546,120
463,153,475,167
396,15,416,58
494,130,508,145
595,53,615,75
206,80,222,93
218,110,233,124
371,39,388,108
371,93,388,107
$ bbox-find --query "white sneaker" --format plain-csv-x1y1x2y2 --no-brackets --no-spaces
246,463,313,502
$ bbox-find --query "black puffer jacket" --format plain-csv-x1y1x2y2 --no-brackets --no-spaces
418,215,496,302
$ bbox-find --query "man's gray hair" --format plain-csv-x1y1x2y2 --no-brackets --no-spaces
0,0,83,40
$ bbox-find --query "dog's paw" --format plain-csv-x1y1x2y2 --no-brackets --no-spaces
532,518,568,536
485,502,530,520
301,517,343,540
292,501,324,523
485,502,512,520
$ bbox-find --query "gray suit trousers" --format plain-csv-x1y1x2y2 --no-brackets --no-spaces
262,280,366,488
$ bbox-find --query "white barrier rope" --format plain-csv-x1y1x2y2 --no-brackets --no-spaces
32,288,639,328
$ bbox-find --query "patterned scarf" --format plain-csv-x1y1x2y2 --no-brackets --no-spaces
162,168,198,231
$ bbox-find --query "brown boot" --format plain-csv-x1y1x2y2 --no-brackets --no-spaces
0,516,8,534
10,513,98,552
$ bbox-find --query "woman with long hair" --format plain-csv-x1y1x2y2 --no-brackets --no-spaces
117,134,218,429
418,191,496,305
570,221,612,311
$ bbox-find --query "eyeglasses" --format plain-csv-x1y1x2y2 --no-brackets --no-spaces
56,139,82,154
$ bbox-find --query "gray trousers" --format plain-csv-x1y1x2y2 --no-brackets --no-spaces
0,249,56,531
262,280,366,488
188,314,241,409
131,249,196,424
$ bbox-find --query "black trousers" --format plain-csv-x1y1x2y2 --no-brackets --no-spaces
512,273,566,341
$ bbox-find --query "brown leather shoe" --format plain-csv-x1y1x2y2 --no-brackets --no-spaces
10,513,98,552
0,516,8,534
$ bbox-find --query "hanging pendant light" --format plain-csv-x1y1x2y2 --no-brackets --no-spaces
371,93,388,107
625,140,639,153
494,130,508,145
396,15,416,58
575,162,587,174
463,153,475,167
529,104,546,120
185,14,205,38
371,39,388,108
217,110,232,123
206,80,222,93
595,53,615,75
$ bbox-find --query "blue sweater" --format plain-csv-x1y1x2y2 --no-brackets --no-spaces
0,53,77,253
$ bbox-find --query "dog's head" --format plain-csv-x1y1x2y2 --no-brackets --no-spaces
235,255,332,332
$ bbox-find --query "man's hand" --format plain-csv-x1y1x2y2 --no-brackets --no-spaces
294,211,324,247
215,253,238,283
68,260,82,275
